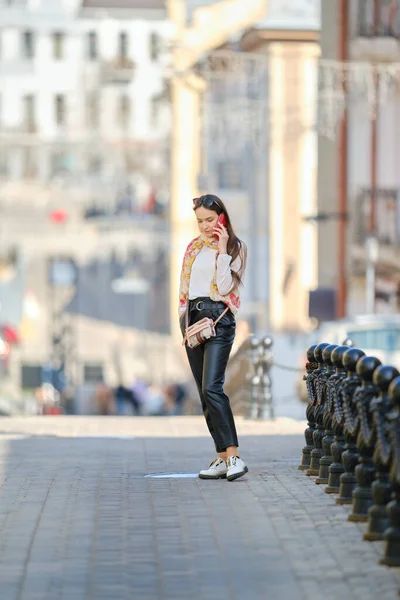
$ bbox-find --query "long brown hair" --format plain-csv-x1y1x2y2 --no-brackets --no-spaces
193,194,247,290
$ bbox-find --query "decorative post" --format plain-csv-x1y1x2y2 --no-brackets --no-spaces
325,345,349,494
348,355,381,522
259,336,274,420
306,343,330,477
248,336,261,420
298,344,318,471
364,365,400,541
315,344,338,485
381,375,400,566
336,347,365,505
247,335,274,420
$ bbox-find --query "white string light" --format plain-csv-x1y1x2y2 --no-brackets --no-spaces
198,51,400,144
318,59,400,139
199,50,269,158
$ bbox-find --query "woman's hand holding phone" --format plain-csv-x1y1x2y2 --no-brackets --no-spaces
214,214,229,254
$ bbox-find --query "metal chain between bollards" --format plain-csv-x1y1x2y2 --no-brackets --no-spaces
272,361,304,372
245,335,319,419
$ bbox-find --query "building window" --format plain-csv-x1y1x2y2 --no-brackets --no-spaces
356,188,400,246
23,147,37,179
118,32,128,61
118,94,130,128
23,94,35,132
55,94,66,126
150,32,160,61
22,30,35,59
357,0,400,37
88,31,98,60
217,160,243,190
53,32,64,60
86,92,99,129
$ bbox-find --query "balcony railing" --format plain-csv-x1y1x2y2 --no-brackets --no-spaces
101,58,135,85
357,0,400,37
354,188,400,248
0,122,38,136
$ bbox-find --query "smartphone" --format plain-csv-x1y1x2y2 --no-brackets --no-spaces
217,213,227,227
214,213,227,237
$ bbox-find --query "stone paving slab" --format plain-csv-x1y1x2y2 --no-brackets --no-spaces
0,416,398,600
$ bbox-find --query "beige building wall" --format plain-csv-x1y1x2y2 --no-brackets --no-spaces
269,42,319,331
317,0,340,291
247,37,319,332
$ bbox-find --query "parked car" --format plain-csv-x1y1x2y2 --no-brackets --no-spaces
297,314,400,402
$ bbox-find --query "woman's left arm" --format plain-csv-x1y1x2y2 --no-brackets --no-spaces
216,253,242,296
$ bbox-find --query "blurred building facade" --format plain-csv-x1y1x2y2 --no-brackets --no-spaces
0,0,170,210
318,0,400,318
0,0,177,403
191,0,321,333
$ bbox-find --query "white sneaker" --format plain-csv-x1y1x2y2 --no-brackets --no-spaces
199,457,227,480
226,456,248,482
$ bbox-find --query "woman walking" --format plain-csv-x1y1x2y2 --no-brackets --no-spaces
179,194,248,481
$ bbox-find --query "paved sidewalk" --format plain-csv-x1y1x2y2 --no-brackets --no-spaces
0,416,399,600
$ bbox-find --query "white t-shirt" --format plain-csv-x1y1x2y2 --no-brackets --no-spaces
188,246,238,300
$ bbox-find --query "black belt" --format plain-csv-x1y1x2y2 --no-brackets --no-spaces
189,297,227,311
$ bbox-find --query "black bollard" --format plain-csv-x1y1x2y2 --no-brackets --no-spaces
336,347,365,505
306,343,330,477
348,356,381,522
315,344,338,485
299,344,318,471
381,375,400,566
364,365,400,542
325,345,349,494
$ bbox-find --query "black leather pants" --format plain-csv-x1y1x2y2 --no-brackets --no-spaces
180,297,239,453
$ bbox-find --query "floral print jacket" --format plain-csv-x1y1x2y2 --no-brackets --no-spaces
178,235,243,316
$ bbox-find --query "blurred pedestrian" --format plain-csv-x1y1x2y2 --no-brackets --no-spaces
179,194,248,482
94,383,114,415
115,384,141,415
163,382,187,416
145,384,165,416
131,378,148,413
173,382,187,415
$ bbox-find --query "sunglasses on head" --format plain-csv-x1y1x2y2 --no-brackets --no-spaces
193,196,222,210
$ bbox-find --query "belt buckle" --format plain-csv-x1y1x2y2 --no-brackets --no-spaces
195,300,205,311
